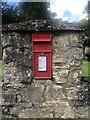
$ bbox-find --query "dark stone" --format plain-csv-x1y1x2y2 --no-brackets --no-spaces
3,94,16,105
2,20,86,32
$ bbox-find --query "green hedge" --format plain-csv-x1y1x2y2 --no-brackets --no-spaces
82,60,90,76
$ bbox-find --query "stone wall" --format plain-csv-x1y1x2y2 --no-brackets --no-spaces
1,21,89,119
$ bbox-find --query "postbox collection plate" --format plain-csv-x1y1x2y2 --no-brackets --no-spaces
38,56,46,71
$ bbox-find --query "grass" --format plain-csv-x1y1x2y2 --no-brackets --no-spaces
82,60,90,76
0,60,4,76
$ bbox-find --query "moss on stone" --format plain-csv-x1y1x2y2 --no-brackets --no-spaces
0,60,4,76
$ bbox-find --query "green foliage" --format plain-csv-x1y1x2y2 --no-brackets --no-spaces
2,2,19,24
79,19,88,25
2,2,57,24
77,18,88,31
82,60,90,76
83,18,90,37
85,0,90,16
84,0,90,37
17,2,56,21
78,18,90,37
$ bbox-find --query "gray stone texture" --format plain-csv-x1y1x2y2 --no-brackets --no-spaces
2,19,85,32
1,20,88,119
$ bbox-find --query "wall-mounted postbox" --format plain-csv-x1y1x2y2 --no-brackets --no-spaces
32,33,52,79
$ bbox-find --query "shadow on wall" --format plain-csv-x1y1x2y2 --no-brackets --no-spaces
74,37,90,112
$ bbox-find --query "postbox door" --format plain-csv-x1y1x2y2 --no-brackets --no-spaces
33,52,52,79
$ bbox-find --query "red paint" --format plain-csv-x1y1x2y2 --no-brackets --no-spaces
32,33,52,79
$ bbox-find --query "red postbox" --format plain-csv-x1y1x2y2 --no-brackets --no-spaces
32,33,52,79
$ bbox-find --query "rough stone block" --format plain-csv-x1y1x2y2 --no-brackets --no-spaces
45,85,66,101
57,70,69,78
54,102,75,118
66,87,79,100
74,106,88,118
3,93,16,105
19,83,45,103
54,74,67,84
19,108,40,118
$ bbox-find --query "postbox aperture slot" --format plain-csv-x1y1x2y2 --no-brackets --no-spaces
32,34,52,42
33,43,52,52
